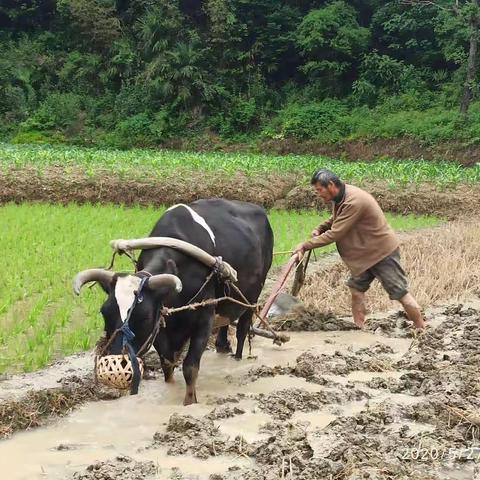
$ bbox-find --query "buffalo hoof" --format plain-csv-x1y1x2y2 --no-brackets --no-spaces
215,344,232,354
183,395,198,406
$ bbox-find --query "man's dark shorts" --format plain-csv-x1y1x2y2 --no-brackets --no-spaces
346,248,408,300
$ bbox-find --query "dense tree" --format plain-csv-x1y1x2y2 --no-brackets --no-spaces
0,0,479,144
296,1,370,94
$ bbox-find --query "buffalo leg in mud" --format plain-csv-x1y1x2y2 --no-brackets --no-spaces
154,329,186,383
234,310,252,360
160,357,175,383
154,338,175,383
215,326,232,353
182,313,212,405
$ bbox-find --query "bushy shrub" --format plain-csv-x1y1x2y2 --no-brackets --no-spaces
11,130,66,144
210,96,260,138
264,96,480,145
352,53,426,106
114,84,152,119
270,100,350,142
108,113,153,147
346,102,480,144
0,86,29,129
21,93,83,131
100,109,188,148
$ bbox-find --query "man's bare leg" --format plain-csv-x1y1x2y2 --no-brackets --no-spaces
399,293,425,329
350,288,367,328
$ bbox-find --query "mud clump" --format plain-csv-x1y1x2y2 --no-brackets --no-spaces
72,455,157,480
216,421,343,480
315,397,479,479
252,422,315,471
206,393,247,405
55,443,85,451
206,405,246,420
256,387,370,420
151,414,241,459
394,307,480,407
151,413,336,477
361,343,395,355
241,364,341,389
239,365,290,384
442,304,478,317
364,311,415,337
292,346,394,381
272,305,357,332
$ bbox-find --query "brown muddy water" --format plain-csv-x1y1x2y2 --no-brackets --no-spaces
1,303,479,480
0,330,408,479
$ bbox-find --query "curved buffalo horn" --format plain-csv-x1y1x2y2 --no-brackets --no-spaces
148,274,183,293
73,269,115,295
110,237,216,266
110,237,237,282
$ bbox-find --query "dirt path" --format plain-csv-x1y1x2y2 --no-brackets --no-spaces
1,300,479,480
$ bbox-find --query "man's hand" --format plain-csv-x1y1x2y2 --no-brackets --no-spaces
293,242,306,261
311,228,320,237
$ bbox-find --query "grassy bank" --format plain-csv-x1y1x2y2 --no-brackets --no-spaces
0,203,441,374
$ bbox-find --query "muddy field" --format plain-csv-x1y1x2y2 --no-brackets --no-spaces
1,300,479,479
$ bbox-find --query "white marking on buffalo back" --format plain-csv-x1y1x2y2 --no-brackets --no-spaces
167,204,216,245
115,275,141,321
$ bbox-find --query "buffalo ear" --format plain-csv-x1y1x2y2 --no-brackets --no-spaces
165,259,179,276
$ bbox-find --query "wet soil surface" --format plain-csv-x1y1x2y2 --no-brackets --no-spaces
271,305,359,332
72,455,158,480
1,302,479,479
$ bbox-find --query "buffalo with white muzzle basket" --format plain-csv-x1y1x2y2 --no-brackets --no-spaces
73,200,292,403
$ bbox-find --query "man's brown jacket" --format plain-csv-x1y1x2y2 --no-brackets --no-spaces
303,184,399,276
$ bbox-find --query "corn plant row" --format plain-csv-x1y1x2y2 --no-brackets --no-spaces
1,143,480,185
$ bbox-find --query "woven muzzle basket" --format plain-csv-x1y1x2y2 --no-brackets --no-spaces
95,354,144,390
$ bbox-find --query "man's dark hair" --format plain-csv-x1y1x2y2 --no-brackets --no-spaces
310,169,343,187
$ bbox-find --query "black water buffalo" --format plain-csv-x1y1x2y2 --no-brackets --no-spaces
74,199,273,404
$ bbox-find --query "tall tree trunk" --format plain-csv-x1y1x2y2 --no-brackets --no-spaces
460,0,479,115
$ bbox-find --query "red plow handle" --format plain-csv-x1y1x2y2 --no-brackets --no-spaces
258,253,300,321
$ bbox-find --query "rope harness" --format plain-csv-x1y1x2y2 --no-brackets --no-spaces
98,239,293,393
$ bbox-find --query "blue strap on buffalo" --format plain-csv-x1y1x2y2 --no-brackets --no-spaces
121,275,149,395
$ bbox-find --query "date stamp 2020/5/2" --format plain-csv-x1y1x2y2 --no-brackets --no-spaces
400,445,480,462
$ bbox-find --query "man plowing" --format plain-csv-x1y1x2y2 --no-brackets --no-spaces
294,169,425,330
